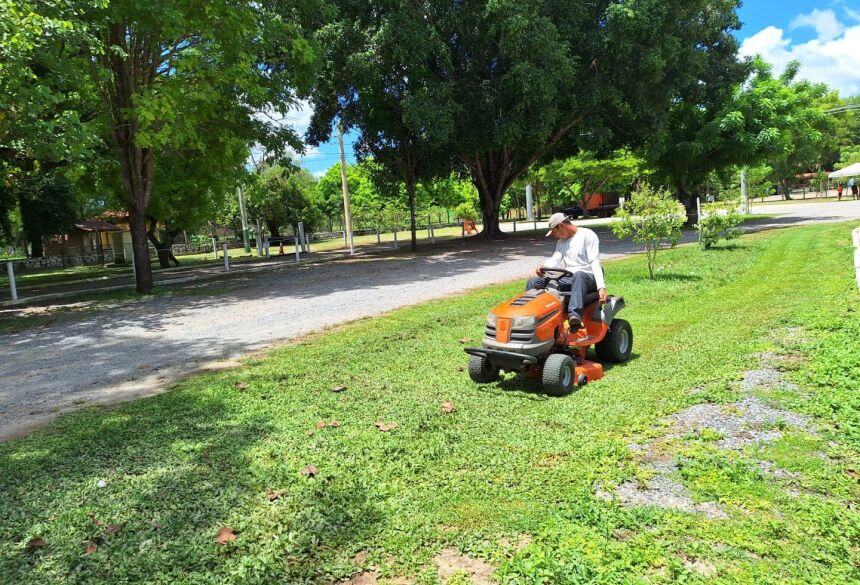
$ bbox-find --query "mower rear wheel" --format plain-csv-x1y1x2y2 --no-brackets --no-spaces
595,318,633,363
542,353,576,396
468,354,499,383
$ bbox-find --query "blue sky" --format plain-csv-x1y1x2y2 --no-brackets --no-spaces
293,1,860,178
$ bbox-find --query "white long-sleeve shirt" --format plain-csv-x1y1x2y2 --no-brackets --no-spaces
544,227,606,289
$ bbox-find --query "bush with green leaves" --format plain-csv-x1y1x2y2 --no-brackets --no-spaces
611,184,686,279
696,200,743,249
454,202,479,222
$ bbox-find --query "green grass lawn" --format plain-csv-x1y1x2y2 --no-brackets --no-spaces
2,224,859,584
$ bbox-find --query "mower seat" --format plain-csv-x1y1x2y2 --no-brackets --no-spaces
554,290,600,305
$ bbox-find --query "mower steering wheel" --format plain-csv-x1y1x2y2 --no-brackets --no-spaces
538,267,574,279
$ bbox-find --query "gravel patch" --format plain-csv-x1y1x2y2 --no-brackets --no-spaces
599,459,728,519
600,352,812,517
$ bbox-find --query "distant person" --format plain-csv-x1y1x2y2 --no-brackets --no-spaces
836,182,844,200
851,181,859,200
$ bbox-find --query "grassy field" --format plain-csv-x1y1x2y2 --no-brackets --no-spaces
1,224,859,584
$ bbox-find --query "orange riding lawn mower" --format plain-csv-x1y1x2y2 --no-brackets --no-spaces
464,267,633,395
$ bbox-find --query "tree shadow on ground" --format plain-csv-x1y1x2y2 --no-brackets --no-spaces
0,383,383,583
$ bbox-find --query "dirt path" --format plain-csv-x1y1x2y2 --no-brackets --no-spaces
2,210,858,440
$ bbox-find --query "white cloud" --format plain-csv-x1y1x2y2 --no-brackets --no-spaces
790,8,844,41
283,99,315,136
740,10,860,96
312,170,327,179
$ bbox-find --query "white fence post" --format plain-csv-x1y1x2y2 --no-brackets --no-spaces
223,243,229,271
212,237,218,258
294,237,300,263
298,222,307,253
393,227,399,249
6,262,18,302
696,197,702,246
265,240,270,258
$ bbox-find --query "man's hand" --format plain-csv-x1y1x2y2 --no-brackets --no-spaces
535,266,545,276
598,288,608,304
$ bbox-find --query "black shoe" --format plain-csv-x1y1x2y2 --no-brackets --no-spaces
568,316,583,331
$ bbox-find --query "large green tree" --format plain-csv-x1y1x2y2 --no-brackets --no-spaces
1,1,103,239
649,59,833,205
80,0,319,292
246,165,319,239
314,0,743,237
306,5,453,250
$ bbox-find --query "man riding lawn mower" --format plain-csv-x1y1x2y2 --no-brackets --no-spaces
464,213,633,395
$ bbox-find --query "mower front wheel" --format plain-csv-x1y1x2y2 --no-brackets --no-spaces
595,318,633,363
468,354,500,383
542,353,577,396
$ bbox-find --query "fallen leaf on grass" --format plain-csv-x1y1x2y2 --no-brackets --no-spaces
235,382,248,391
848,469,859,481
455,366,464,372
266,488,287,501
441,401,456,413
86,540,98,555
25,537,45,552
332,385,347,393
458,337,471,344
315,420,341,429
215,527,236,544
375,420,398,432
149,519,161,529
300,464,318,477
105,524,122,535
85,512,104,526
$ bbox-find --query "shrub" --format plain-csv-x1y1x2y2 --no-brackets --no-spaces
611,183,686,279
454,202,479,222
696,200,742,249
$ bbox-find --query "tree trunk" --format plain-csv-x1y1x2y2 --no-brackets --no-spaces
128,205,153,292
782,179,793,200
676,184,697,226
112,116,154,291
406,179,417,251
266,220,281,240
147,222,181,269
475,181,506,238
29,236,44,258
464,150,518,239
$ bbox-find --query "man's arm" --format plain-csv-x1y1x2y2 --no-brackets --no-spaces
586,233,607,301
541,246,564,271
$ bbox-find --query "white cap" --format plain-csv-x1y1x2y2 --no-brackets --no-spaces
545,212,568,237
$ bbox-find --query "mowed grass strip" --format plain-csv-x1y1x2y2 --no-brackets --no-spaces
1,224,858,584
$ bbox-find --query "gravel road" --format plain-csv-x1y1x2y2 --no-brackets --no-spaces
2,205,859,440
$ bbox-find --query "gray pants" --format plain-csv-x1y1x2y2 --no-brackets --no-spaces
526,271,597,320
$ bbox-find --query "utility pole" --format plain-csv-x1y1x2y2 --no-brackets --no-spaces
237,185,251,254
338,123,355,255
740,168,749,214
525,184,534,220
